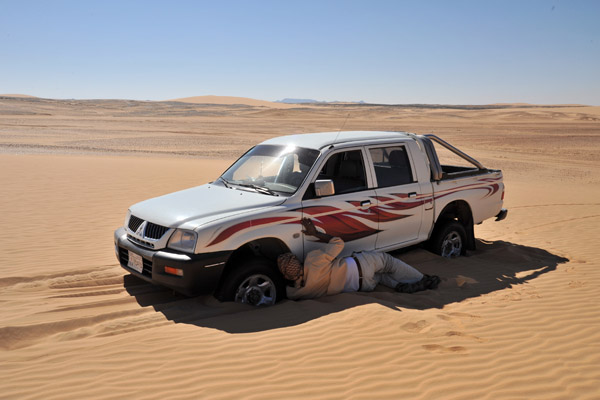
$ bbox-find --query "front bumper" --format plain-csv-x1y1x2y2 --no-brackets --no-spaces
114,227,231,296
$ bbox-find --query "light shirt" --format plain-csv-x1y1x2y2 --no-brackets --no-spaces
286,237,347,300
342,257,360,292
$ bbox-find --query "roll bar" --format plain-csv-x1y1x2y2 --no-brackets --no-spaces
423,134,485,170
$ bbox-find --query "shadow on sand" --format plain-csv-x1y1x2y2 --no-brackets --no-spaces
124,239,568,334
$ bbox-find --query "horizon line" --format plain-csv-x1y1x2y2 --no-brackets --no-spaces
0,94,592,107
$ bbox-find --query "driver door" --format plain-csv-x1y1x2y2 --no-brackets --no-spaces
301,148,378,259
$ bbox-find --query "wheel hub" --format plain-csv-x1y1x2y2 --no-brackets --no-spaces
441,231,462,258
245,287,263,306
234,274,276,306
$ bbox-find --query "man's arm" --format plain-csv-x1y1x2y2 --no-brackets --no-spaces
301,218,334,242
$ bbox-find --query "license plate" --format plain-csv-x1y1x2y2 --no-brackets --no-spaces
127,251,144,273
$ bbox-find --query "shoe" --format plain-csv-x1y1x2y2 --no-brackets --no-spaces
425,274,441,290
395,282,419,293
396,275,441,294
395,282,409,293
395,278,426,293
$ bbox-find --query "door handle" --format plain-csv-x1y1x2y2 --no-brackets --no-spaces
360,200,371,207
408,192,417,198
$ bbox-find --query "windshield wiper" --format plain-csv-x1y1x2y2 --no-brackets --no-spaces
219,177,231,188
235,183,279,196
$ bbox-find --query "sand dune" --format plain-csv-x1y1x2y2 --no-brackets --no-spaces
1,98,599,399
0,93,38,98
170,95,294,108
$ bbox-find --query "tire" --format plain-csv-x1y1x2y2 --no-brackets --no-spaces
219,257,285,306
429,220,467,258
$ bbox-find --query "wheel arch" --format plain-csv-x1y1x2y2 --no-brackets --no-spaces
214,237,291,298
433,200,476,250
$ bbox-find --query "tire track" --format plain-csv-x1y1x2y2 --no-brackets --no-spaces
0,265,116,288
516,214,600,232
0,308,149,350
511,203,600,209
0,264,174,350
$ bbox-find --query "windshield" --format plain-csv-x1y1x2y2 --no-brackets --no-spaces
220,144,320,195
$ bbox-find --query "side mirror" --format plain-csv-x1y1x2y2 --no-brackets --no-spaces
314,179,335,197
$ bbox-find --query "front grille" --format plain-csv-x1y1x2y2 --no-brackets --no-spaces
127,214,169,241
145,222,169,239
127,234,155,249
128,215,144,232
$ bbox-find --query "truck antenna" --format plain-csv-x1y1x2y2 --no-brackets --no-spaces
331,112,350,148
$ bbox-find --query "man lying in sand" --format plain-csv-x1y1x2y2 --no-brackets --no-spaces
278,218,440,300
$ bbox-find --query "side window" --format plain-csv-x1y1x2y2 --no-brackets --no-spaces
318,150,367,194
369,146,414,187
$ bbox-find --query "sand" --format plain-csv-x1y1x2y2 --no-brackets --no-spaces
1,97,599,399
0,94,40,99
170,95,294,108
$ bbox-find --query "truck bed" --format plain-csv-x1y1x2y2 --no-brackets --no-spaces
440,165,500,180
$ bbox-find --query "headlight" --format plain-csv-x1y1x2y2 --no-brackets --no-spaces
168,229,197,253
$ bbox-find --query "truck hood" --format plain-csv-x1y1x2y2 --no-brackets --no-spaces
128,184,285,229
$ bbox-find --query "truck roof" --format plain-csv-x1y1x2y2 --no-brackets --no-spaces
261,131,413,150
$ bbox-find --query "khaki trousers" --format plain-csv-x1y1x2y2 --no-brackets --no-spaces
353,251,424,292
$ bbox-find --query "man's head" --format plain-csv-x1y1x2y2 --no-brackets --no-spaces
277,252,303,281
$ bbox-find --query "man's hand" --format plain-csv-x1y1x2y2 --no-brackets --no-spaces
301,217,334,242
301,217,319,236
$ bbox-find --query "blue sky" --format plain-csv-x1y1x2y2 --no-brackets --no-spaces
1,0,599,104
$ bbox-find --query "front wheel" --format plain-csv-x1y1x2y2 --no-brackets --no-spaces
220,258,285,306
429,221,467,258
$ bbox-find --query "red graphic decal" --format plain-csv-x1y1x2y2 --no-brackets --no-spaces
311,213,380,243
484,183,500,198
372,207,412,223
346,200,362,208
371,195,394,202
302,205,341,216
390,193,411,198
432,177,501,202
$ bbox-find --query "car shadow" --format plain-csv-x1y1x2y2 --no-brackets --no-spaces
124,239,569,334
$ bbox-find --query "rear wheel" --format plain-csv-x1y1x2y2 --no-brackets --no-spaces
220,257,285,306
429,221,467,258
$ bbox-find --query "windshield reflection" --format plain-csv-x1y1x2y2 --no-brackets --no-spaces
220,145,320,195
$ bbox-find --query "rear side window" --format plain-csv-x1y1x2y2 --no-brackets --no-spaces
370,146,414,187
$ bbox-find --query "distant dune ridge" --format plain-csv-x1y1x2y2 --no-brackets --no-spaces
0,94,38,98
0,94,590,108
170,95,294,108
277,98,367,104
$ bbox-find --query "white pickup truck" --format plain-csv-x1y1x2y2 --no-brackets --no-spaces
114,131,506,305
